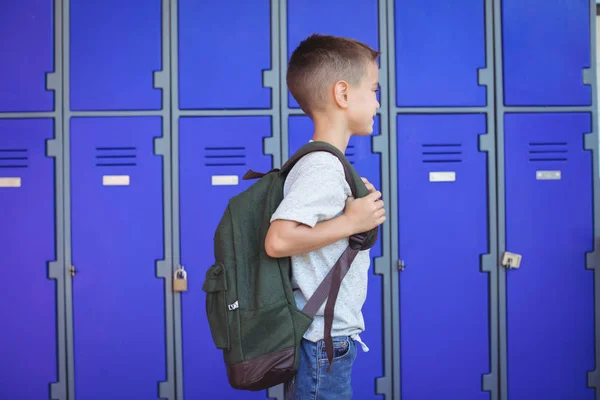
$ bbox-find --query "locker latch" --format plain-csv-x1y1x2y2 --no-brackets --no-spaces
501,252,522,269
398,260,405,271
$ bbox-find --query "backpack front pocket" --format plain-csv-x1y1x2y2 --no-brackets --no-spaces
203,262,230,350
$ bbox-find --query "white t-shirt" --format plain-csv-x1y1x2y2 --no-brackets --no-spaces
270,151,371,346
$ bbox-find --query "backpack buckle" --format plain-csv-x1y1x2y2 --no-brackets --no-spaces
228,301,239,311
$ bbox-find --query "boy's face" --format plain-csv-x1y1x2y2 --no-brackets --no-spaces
347,61,380,136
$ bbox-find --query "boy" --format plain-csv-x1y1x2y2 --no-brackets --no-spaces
264,34,385,399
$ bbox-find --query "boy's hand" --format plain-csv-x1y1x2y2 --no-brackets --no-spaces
343,190,386,235
362,177,376,194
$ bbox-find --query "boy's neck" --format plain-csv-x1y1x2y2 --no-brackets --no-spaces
311,113,351,153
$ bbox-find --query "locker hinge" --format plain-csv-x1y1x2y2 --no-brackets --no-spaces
501,252,522,269
69,265,77,277
398,260,405,271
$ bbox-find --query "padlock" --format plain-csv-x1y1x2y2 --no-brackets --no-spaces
173,267,188,292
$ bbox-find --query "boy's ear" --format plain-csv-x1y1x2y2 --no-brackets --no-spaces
333,80,349,109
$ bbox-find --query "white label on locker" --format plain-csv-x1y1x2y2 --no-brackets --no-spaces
536,170,561,180
102,175,130,186
429,171,456,182
0,177,21,187
212,175,239,186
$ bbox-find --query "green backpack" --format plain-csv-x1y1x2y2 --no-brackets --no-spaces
202,141,378,391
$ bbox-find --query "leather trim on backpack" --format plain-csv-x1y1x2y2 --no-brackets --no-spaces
226,346,295,391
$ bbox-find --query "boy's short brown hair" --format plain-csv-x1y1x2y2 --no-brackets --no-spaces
287,34,380,116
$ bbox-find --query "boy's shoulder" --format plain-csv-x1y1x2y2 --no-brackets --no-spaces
272,149,351,228
286,150,350,191
293,150,345,171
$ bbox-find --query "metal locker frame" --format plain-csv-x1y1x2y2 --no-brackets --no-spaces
591,8,600,394
169,0,282,398
386,0,500,398
1,0,598,399
0,0,69,399
491,1,600,399
0,1,177,399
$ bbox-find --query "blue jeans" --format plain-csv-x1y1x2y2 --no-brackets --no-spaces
287,336,358,400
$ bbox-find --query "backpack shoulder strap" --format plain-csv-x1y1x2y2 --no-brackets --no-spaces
280,141,362,198
301,232,365,317
282,141,379,369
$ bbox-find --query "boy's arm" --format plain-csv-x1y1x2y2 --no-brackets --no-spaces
266,211,353,258
265,157,385,258
265,192,384,258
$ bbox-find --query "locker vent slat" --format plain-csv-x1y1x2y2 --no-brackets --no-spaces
204,146,246,167
95,146,137,167
421,143,462,163
528,142,568,162
0,149,28,168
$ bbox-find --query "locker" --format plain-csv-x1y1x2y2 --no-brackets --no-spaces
0,0,54,112
70,0,162,110
178,0,271,109
287,0,379,110
396,114,491,398
501,0,591,106
503,113,595,399
394,0,487,107
288,115,385,399
0,119,57,398
179,116,273,399
70,117,166,398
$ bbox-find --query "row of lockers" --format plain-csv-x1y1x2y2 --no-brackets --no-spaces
0,0,594,112
1,112,596,399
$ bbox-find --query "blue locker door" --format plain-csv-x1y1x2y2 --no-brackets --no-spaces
394,0,486,107
178,0,272,109
501,0,591,106
179,116,273,399
397,114,491,398
288,116,384,398
0,1,54,112
0,119,57,398
70,0,162,110
504,113,595,399
287,0,379,110
70,117,166,398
